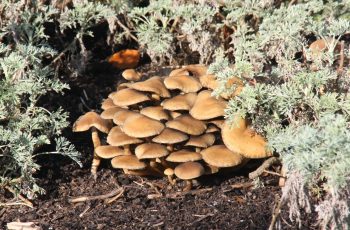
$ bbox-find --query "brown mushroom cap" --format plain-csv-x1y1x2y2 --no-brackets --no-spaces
161,93,197,111
101,107,128,120
112,110,139,126
101,98,116,110
185,133,215,148
164,168,174,176
130,76,171,98
140,106,170,121
122,69,141,81
135,143,169,159
166,114,206,135
122,114,165,138
111,155,146,170
95,146,126,159
189,90,227,120
201,145,243,167
109,88,150,107
107,126,143,146
166,150,202,162
152,128,188,144
207,119,225,129
164,75,202,93
185,64,208,77
206,124,220,133
116,82,132,91
221,119,271,158
169,68,189,77
174,162,205,180
73,111,112,134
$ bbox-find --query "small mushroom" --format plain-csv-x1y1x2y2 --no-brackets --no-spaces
130,76,171,99
95,145,126,159
140,106,170,121
185,133,215,152
166,114,206,135
122,69,142,82
135,143,169,174
166,150,202,163
164,75,202,93
73,112,112,178
164,168,175,185
174,162,205,191
121,113,165,138
161,93,197,111
152,128,188,151
101,98,117,110
200,145,244,168
107,126,143,155
100,106,127,120
108,88,150,107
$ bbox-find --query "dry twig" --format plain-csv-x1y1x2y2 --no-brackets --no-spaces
248,157,280,179
69,187,124,203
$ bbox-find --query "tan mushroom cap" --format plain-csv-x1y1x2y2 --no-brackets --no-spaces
112,110,139,126
199,74,218,90
111,155,146,170
101,98,116,110
206,124,220,133
122,69,141,81
201,145,243,167
101,107,127,120
169,68,189,77
166,114,206,135
116,82,132,91
185,64,208,77
73,111,112,134
164,168,174,176
164,75,202,93
140,106,170,121
221,118,271,158
161,93,197,111
107,126,143,146
185,133,215,148
135,143,169,159
190,90,227,120
166,150,202,162
152,128,188,144
174,162,205,180
109,88,150,107
169,111,182,119
207,119,225,129
130,76,171,98
95,146,126,159
122,114,165,138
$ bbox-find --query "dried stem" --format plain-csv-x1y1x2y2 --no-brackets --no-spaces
248,157,280,179
69,187,123,203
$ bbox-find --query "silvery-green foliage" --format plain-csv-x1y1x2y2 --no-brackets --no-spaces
0,1,81,198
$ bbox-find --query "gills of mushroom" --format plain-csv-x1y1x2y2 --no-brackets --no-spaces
73,112,112,179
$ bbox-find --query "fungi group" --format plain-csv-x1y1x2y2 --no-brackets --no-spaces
73,65,271,190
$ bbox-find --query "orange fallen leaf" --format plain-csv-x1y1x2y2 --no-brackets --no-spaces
108,49,140,69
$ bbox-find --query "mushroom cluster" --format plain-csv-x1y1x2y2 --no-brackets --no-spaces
73,65,271,190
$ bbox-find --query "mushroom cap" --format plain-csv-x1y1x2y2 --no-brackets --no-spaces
135,143,169,159
122,69,141,81
164,75,202,93
166,114,206,135
111,155,146,170
73,111,112,134
108,49,140,69
174,162,205,180
206,124,220,133
185,133,215,148
130,76,171,98
101,107,127,120
199,74,218,90
95,146,126,159
152,128,188,144
221,120,271,158
164,168,174,176
169,111,182,119
101,98,116,110
169,68,189,77
107,126,143,146
161,93,197,111
140,106,170,121
185,64,208,77
109,88,150,107
116,82,132,91
189,90,227,120
122,114,165,138
166,150,202,162
112,110,139,126
201,145,244,167
207,119,225,129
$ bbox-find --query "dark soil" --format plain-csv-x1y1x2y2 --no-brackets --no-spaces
0,59,317,230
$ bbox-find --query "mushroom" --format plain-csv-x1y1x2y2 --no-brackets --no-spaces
112,110,139,126
185,133,215,152
101,98,117,110
107,126,143,155
140,106,170,121
164,168,175,185
122,69,142,82
189,90,227,120
135,143,169,174
111,155,151,176
166,150,202,163
152,128,188,151
108,49,140,69
95,145,126,159
166,114,206,135
174,162,205,191
108,88,150,107
121,113,165,138
161,93,197,111
130,76,171,100
73,111,112,178
200,145,244,168
100,106,128,120
221,118,271,158
164,75,202,93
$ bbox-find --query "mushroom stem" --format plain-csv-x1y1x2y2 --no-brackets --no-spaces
183,180,192,192
91,127,101,179
167,175,176,185
195,147,201,153
166,144,174,152
151,94,161,101
149,161,165,175
123,145,131,155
